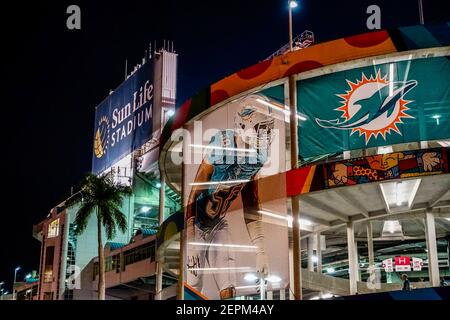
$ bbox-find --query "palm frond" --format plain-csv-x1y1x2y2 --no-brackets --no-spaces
99,206,116,240
73,201,95,235
111,206,128,234
71,172,130,240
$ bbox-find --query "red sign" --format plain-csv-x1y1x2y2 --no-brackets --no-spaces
395,256,411,272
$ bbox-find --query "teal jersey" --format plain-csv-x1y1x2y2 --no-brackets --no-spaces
194,130,269,230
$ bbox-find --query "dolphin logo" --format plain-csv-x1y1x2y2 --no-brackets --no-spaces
316,80,417,129
315,71,417,143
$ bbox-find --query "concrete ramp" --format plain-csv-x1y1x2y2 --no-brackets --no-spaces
301,269,351,296
301,269,431,296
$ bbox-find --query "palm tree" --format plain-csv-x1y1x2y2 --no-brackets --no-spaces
65,173,132,300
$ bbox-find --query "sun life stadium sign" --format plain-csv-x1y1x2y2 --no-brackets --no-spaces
92,62,154,174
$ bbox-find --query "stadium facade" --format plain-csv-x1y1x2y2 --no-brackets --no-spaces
32,24,449,300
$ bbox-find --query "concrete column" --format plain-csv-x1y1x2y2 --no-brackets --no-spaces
288,248,294,300
159,173,166,222
425,212,440,287
266,290,273,300
316,233,322,273
366,222,375,290
366,222,374,268
347,222,358,295
155,263,163,300
307,235,314,272
355,240,361,282
289,73,302,300
291,196,302,300
280,288,286,300
155,173,166,300
177,230,186,300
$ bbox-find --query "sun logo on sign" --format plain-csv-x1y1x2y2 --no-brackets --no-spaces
94,116,109,158
315,70,417,144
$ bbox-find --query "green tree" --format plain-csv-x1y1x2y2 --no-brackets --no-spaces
66,173,132,300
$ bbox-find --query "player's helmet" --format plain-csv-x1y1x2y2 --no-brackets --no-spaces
234,94,275,150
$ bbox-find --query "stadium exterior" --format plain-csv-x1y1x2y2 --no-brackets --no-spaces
32,24,449,300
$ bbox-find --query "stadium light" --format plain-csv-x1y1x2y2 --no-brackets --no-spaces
289,1,298,9
244,273,259,282
432,114,441,125
266,275,282,283
141,206,151,213
288,1,299,52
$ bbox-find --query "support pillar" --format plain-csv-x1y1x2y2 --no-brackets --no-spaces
291,196,302,300
316,232,322,273
366,221,375,290
347,222,358,295
288,248,294,300
366,222,374,268
155,173,166,300
289,72,302,300
308,234,314,272
425,212,440,287
307,235,314,272
355,241,361,282
280,288,286,300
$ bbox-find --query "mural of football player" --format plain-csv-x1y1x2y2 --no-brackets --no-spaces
185,94,277,299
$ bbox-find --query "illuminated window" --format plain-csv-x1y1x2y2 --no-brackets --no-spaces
44,246,54,283
47,219,60,238
43,270,53,283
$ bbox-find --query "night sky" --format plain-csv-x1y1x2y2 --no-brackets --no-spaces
1,0,448,291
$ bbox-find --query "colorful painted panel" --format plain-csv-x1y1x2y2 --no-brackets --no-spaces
286,147,450,196
323,148,449,188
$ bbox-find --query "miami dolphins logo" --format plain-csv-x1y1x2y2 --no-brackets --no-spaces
315,70,417,144
94,116,109,158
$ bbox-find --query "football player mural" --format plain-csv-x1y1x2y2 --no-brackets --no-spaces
184,94,289,300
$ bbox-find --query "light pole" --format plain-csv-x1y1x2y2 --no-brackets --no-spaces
287,0,303,300
288,1,298,51
12,266,21,300
418,0,424,25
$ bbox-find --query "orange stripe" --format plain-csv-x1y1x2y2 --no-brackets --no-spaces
301,165,317,194
184,283,209,300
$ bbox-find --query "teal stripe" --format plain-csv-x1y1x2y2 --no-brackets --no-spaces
400,26,442,48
